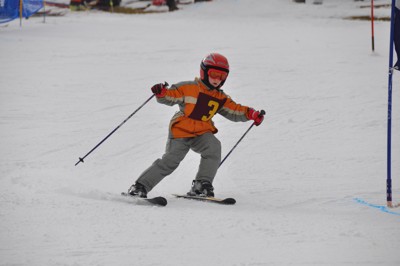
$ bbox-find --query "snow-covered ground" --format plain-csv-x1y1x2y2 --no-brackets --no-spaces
1,0,400,265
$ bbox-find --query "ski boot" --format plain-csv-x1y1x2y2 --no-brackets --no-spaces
187,180,214,197
128,182,147,198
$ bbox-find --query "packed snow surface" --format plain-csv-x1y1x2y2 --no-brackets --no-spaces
1,0,400,265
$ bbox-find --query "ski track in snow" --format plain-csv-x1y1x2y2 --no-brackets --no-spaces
1,0,400,265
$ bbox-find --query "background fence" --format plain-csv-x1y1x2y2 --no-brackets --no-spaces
0,0,43,24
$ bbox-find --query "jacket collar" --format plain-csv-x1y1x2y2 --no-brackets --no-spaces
196,77,220,92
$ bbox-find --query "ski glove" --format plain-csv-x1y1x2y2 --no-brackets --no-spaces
151,82,168,98
247,108,265,126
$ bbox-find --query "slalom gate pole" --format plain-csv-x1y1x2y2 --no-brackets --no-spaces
75,94,155,166
219,110,265,168
109,0,114,13
43,1,46,23
19,0,23,27
386,0,396,207
371,0,375,52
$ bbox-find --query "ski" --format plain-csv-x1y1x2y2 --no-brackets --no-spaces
43,1,70,8
33,10,67,17
172,194,236,205
121,192,167,206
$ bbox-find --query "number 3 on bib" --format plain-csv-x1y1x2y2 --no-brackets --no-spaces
188,93,227,122
201,100,219,121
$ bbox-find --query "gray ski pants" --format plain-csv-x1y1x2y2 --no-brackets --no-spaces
136,132,221,193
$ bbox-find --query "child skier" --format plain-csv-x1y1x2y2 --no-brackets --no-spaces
128,53,264,198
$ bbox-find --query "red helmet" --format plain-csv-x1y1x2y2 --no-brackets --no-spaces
200,53,229,89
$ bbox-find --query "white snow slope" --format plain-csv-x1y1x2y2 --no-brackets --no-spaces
1,0,400,265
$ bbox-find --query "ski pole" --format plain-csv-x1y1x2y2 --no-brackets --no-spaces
75,94,155,166
386,0,398,208
219,110,265,168
371,0,375,52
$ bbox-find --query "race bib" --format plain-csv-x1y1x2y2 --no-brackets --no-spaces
188,93,226,121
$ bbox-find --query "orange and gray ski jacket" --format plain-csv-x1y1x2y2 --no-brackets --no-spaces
156,78,251,139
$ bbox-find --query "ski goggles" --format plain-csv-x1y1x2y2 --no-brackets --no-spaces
208,69,228,80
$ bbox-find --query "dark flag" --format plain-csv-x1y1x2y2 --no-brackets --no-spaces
394,0,400,70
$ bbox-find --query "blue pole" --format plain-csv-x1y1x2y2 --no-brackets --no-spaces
387,0,396,207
